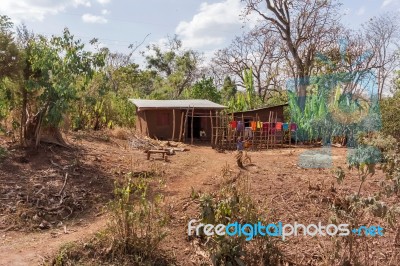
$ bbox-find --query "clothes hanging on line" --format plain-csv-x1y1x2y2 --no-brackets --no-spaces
237,121,244,131
250,121,257,131
244,127,253,138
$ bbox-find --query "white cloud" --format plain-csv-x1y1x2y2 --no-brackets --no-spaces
73,0,91,7
82,13,108,24
356,7,365,16
175,0,245,50
101,9,109,15
0,0,91,22
97,0,111,5
382,0,394,8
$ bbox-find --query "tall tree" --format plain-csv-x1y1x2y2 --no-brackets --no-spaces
0,15,21,133
221,76,237,103
213,28,284,103
364,13,400,98
143,36,200,98
244,0,342,108
0,15,19,81
25,29,105,146
188,76,221,103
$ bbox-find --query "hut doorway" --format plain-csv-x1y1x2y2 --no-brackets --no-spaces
187,116,201,139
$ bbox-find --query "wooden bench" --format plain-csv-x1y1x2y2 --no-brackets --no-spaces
147,150,168,161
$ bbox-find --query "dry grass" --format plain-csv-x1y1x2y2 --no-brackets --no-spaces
108,127,133,140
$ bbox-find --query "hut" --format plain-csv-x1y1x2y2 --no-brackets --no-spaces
129,99,226,143
230,103,288,127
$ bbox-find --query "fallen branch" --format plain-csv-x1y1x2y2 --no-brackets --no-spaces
50,159,67,170
0,225,15,232
59,173,68,196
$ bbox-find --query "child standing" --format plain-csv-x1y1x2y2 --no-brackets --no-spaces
237,137,244,151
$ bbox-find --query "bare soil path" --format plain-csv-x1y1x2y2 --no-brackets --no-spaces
0,216,106,266
1,134,398,265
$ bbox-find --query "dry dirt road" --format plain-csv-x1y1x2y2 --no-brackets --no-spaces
1,135,398,265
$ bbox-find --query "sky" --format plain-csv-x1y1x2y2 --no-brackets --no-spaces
1,0,399,63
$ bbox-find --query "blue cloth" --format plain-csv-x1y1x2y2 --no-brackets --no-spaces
283,123,289,131
237,121,243,132
237,140,244,151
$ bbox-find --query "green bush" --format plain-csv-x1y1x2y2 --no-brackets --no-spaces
193,165,282,265
380,91,400,140
107,175,168,262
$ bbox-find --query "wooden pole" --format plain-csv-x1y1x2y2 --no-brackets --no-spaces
179,111,184,142
143,111,149,137
183,107,189,142
210,110,214,146
191,107,194,145
215,111,219,146
172,109,176,141
241,113,244,140
231,112,234,149
138,111,143,134
267,111,271,149
252,113,257,150
275,112,278,148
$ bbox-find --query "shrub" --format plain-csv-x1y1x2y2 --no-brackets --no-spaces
106,175,168,263
52,173,170,265
192,165,282,265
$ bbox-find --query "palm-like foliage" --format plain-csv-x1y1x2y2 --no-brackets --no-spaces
288,76,378,146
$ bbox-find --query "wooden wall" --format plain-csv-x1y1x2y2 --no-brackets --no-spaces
135,108,218,142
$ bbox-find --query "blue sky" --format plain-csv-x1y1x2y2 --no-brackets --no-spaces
1,0,399,62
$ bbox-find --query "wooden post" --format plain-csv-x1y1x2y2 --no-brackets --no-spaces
178,111,184,142
183,107,189,142
210,110,214,146
275,112,278,148
267,111,271,149
241,113,244,139
231,113,235,149
191,107,194,145
172,109,176,141
138,111,143,134
215,111,219,146
143,111,149,137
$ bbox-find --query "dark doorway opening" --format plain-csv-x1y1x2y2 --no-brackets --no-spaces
187,116,201,138
244,119,251,127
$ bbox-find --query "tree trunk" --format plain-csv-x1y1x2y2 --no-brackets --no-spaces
297,74,309,111
19,84,27,146
25,109,68,148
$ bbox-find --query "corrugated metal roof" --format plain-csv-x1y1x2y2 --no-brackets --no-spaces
229,103,288,114
129,99,226,110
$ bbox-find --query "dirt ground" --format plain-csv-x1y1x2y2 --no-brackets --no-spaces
0,132,399,265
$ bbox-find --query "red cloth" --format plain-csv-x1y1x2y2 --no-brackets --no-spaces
276,122,282,131
230,121,237,129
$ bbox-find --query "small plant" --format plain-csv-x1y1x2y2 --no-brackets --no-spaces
347,145,381,196
192,166,281,265
53,242,76,266
0,146,6,161
326,133,400,265
107,175,168,263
